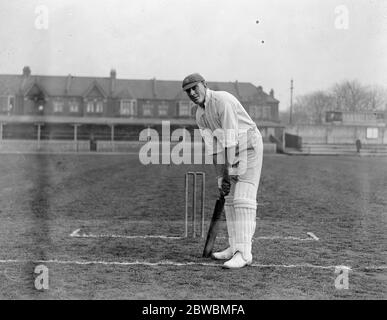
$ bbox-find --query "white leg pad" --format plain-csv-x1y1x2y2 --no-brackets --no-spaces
224,180,236,254
233,207,256,262
233,181,258,262
224,197,236,254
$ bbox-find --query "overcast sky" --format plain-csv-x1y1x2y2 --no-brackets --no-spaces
0,0,386,110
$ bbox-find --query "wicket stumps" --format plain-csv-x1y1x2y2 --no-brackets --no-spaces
185,172,206,238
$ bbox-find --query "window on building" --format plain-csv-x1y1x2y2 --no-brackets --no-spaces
158,103,169,116
0,96,9,113
53,100,64,113
326,111,343,122
366,128,378,139
8,97,14,114
249,106,261,119
69,101,79,113
86,100,104,113
262,106,271,120
143,103,154,117
0,96,14,114
95,101,103,113
178,101,191,117
120,100,137,116
87,101,94,113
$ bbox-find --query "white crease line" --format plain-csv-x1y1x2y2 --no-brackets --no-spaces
0,258,351,270
70,229,184,240
1,259,385,271
70,229,319,241
359,266,387,271
222,234,318,241
306,232,319,241
70,228,81,237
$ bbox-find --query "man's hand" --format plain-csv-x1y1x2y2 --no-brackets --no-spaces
221,174,231,196
217,173,231,197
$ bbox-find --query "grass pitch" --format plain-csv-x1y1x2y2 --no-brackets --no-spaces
0,153,386,299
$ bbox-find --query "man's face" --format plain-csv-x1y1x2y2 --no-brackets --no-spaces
185,82,206,105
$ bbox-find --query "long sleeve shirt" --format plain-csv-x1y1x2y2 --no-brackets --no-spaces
196,89,261,160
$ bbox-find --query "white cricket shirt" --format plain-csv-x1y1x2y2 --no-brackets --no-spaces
196,88,261,155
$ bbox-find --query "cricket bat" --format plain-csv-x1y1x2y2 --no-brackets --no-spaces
202,194,225,258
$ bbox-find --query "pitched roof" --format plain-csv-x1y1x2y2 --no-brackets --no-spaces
35,76,68,96
82,80,108,98
114,86,135,99
0,73,279,104
0,75,23,95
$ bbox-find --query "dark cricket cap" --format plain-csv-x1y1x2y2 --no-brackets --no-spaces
182,73,205,91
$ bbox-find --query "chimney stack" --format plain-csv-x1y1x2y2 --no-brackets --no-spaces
257,85,263,93
110,69,117,96
65,74,72,95
152,77,158,99
110,69,117,79
22,66,31,77
270,89,274,97
20,66,31,93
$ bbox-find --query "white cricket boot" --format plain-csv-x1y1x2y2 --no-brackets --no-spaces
212,246,234,260
222,251,252,269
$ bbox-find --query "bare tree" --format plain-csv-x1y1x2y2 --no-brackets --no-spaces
291,91,333,124
331,80,387,111
331,80,364,111
308,91,334,124
363,85,387,111
289,80,387,124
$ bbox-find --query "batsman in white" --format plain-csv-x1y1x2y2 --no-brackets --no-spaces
182,73,264,269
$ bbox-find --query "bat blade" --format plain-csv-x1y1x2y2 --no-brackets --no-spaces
202,195,225,258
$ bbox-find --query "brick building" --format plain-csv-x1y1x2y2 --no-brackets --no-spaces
0,67,282,147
